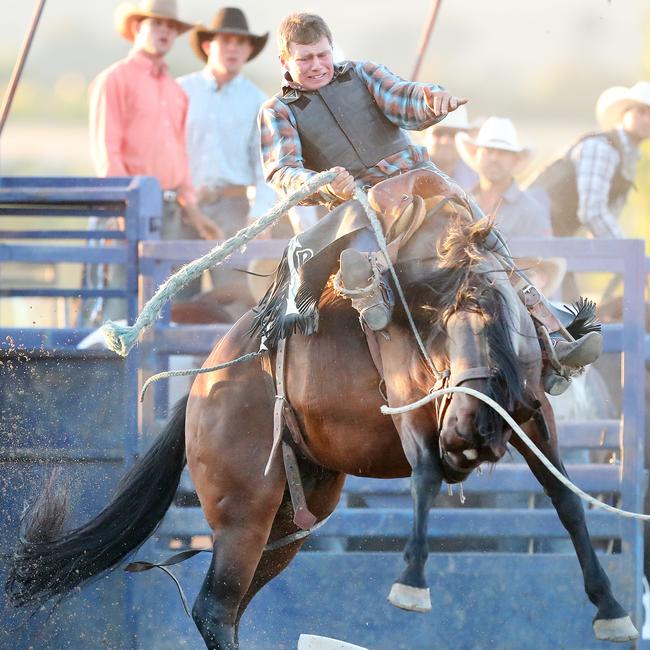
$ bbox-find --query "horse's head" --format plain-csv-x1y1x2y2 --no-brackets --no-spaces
435,299,531,480
394,205,541,481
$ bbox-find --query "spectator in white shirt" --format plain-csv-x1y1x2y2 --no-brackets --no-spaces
178,7,273,312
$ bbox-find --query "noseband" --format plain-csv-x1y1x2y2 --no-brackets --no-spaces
432,365,494,434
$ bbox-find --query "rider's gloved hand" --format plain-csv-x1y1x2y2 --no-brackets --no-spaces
326,166,356,201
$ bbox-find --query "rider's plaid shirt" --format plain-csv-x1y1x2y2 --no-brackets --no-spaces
259,61,445,206
572,127,639,238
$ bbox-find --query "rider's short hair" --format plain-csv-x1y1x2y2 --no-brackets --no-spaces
277,13,333,59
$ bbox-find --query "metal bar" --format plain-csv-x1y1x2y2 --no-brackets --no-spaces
620,239,645,631
0,288,126,298
0,207,124,218
0,230,126,239
410,0,443,81
0,447,123,463
0,0,47,139
0,244,127,263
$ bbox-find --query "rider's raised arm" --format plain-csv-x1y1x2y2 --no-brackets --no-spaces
258,98,339,207
355,60,450,131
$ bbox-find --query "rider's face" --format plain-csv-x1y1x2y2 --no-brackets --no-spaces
280,36,334,91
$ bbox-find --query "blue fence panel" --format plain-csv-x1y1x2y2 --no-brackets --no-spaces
0,176,161,650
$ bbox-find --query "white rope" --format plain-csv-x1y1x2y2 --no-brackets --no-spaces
381,385,650,521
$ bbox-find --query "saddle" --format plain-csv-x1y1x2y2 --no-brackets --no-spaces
369,169,467,225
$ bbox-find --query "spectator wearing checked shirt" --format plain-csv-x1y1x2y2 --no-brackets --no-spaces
530,81,650,239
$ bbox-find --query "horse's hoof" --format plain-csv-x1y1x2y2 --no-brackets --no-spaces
387,583,431,612
593,615,639,642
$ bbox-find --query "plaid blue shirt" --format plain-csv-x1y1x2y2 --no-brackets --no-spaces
259,60,445,206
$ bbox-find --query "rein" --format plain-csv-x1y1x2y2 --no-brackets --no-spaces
382,386,650,522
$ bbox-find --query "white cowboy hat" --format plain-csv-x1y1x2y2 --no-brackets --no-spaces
596,81,650,129
455,117,531,171
430,104,473,131
114,0,193,43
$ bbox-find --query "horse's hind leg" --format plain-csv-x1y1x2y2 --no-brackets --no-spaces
235,469,346,637
191,473,286,650
388,412,444,613
512,396,638,643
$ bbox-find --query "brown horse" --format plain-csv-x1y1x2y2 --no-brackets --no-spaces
5,200,637,648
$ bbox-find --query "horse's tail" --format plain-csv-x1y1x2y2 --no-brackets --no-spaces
5,395,188,609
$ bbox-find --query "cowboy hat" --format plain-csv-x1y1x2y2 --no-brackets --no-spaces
596,81,650,129
455,117,531,172
114,0,193,42
190,7,268,62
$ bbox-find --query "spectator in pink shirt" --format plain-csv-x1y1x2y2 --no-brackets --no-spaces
90,0,219,241
83,0,220,319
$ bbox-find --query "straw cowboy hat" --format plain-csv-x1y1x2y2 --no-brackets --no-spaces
190,7,268,62
455,117,531,171
114,0,193,42
596,81,650,129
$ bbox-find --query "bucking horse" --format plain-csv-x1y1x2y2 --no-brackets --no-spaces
5,176,639,648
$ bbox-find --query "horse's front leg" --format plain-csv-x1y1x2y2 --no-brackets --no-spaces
512,396,638,643
388,409,443,612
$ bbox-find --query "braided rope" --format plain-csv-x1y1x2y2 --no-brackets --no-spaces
139,351,262,402
102,170,337,357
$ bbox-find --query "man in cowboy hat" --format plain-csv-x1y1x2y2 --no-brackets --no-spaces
425,105,478,191
456,116,551,241
254,12,601,393
89,0,220,242
530,81,650,240
177,7,274,313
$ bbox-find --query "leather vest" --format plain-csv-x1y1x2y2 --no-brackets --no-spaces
530,130,633,236
279,65,410,179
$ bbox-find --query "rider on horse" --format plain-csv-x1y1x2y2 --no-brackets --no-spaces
256,12,602,395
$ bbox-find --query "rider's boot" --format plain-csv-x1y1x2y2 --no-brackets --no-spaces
339,249,394,331
552,331,603,368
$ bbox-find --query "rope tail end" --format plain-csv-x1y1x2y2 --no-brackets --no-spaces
101,320,140,357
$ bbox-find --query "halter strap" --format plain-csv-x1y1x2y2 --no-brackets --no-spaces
450,366,493,388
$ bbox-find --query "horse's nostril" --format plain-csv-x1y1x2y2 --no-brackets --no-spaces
462,449,478,460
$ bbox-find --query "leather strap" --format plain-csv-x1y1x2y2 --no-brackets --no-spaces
450,366,493,388
261,338,318,530
510,276,574,341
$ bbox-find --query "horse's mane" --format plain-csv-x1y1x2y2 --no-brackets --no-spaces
395,215,529,443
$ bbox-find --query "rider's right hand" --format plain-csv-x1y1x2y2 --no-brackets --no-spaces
326,166,356,201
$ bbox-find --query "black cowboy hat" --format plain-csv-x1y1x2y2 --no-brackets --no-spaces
190,7,268,62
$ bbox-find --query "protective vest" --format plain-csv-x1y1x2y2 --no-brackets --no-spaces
279,65,410,180
529,130,633,236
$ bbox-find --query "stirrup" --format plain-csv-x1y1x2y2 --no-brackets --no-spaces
335,250,394,331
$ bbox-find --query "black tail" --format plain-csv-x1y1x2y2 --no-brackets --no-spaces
5,396,188,608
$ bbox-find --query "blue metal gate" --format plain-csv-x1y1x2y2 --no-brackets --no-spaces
1,176,647,649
